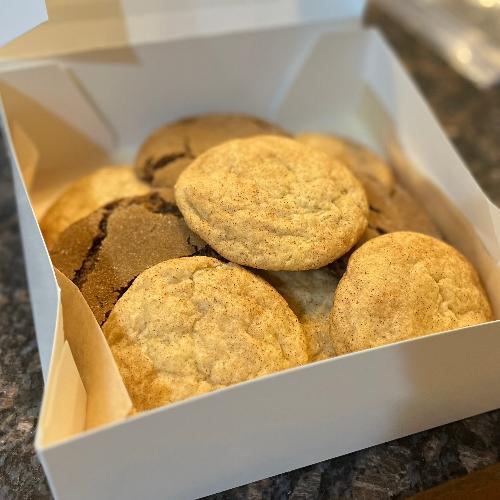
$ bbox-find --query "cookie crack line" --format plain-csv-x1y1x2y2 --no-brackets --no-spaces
71,192,182,287
428,272,476,320
72,205,114,290
141,152,190,182
144,191,183,218
101,276,138,326
367,223,387,235
184,135,193,158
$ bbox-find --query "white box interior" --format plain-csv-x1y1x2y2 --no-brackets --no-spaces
2,22,500,500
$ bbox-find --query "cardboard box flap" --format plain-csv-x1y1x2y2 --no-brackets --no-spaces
0,93,59,380
10,120,39,191
37,270,132,447
0,0,366,61
360,30,500,265
37,340,87,447
0,0,47,47
54,270,133,433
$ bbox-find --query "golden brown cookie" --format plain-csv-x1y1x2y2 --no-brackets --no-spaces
260,268,339,361
135,113,286,187
103,256,308,411
175,135,369,270
330,232,492,355
50,191,216,325
295,133,394,191
40,166,150,249
294,134,437,241
362,180,441,242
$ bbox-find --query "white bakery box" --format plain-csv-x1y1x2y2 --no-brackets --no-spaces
1,1,500,498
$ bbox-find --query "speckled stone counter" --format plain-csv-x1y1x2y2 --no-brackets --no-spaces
1,6,499,499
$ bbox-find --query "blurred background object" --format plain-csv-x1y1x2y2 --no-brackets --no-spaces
374,0,500,88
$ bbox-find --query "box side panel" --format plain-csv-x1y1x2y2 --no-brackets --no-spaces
276,29,371,131
39,322,500,500
351,85,500,316
0,65,115,153
0,0,364,60
0,98,59,380
0,65,114,216
362,29,500,263
0,0,47,47
60,23,342,153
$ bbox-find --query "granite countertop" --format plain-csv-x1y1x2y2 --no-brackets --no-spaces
1,5,500,499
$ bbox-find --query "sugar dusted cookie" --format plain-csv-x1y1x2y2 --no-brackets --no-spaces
175,136,369,270
103,257,308,411
135,113,286,187
296,133,394,191
40,166,150,249
50,191,214,325
295,133,439,240
330,232,492,355
260,268,339,361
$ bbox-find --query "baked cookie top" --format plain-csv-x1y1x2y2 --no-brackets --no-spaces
260,268,339,361
295,133,394,191
135,113,286,187
330,231,492,355
50,191,214,325
103,256,308,411
362,180,441,243
40,166,150,250
175,135,369,270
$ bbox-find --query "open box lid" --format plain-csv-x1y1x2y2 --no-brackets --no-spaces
0,0,47,47
0,0,366,61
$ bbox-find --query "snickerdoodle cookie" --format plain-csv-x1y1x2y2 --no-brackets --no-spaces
135,113,286,187
260,268,339,361
175,135,369,270
103,256,308,411
330,232,492,355
40,166,149,249
50,191,214,325
295,133,439,240
295,133,394,191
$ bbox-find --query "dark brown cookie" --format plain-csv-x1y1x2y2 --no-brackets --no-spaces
50,191,217,325
135,113,287,187
326,180,440,278
361,179,441,243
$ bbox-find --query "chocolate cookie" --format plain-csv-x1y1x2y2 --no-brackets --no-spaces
362,180,441,242
330,232,492,355
135,113,287,187
50,191,216,325
175,135,369,270
40,166,150,250
103,257,308,411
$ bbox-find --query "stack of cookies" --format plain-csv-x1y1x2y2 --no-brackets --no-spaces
41,113,492,412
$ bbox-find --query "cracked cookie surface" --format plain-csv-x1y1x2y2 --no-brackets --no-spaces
361,179,441,243
135,113,286,187
330,232,492,355
175,135,369,270
50,191,211,325
103,256,308,411
295,133,394,191
40,166,150,249
259,268,339,361
295,134,439,241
